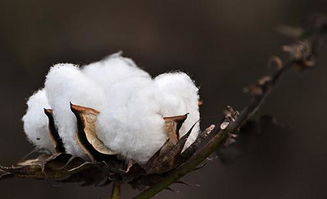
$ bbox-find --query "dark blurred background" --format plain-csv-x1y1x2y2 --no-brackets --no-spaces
0,0,326,198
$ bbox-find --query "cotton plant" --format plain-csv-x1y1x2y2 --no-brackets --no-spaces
22,53,200,164
1,17,324,198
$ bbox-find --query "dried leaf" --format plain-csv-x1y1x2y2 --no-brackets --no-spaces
145,122,196,174
70,103,116,162
44,153,84,171
145,114,188,164
0,153,115,186
1,155,68,180
163,114,188,144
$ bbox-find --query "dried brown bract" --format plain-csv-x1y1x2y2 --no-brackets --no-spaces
0,105,206,190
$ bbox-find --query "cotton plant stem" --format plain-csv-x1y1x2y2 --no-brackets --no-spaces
111,183,121,199
133,67,288,199
133,31,325,198
135,18,327,199
133,130,228,199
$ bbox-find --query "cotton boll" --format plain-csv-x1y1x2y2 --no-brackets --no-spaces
36,55,199,164
96,76,167,163
45,64,107,157
82,53,150,94
154,72,200,148
22,89,55,152
84,54,169,163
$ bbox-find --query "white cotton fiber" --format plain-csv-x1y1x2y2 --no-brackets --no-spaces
86,54,200,163
154,72,200,148
83,54,169,162
22,53,201,164
95,76,168,163
82,53,150,94
22,89,55,152
45,64,106,157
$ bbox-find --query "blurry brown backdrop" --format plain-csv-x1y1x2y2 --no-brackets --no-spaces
0,0,326,198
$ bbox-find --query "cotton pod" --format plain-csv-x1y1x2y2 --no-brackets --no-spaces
154,72,200,148
22,54,201,165
22,89,55,152
45,64,107,158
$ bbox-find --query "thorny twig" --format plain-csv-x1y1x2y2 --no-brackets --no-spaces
133,15,326,199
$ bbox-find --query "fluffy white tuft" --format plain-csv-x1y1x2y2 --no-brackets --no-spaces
95,76,168,163
22,89,54,152
154,72,200,148
45,64,106,157
23,53,201,163
83,53,150,94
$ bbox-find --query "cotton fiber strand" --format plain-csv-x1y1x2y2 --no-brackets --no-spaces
95,71,200,163
83,53,150,95
95,76,168,163
22,89,54,152
45,64,107,157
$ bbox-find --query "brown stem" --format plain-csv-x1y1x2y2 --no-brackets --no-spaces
133,20,326,199
133,65,288,199
111,183,121,199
